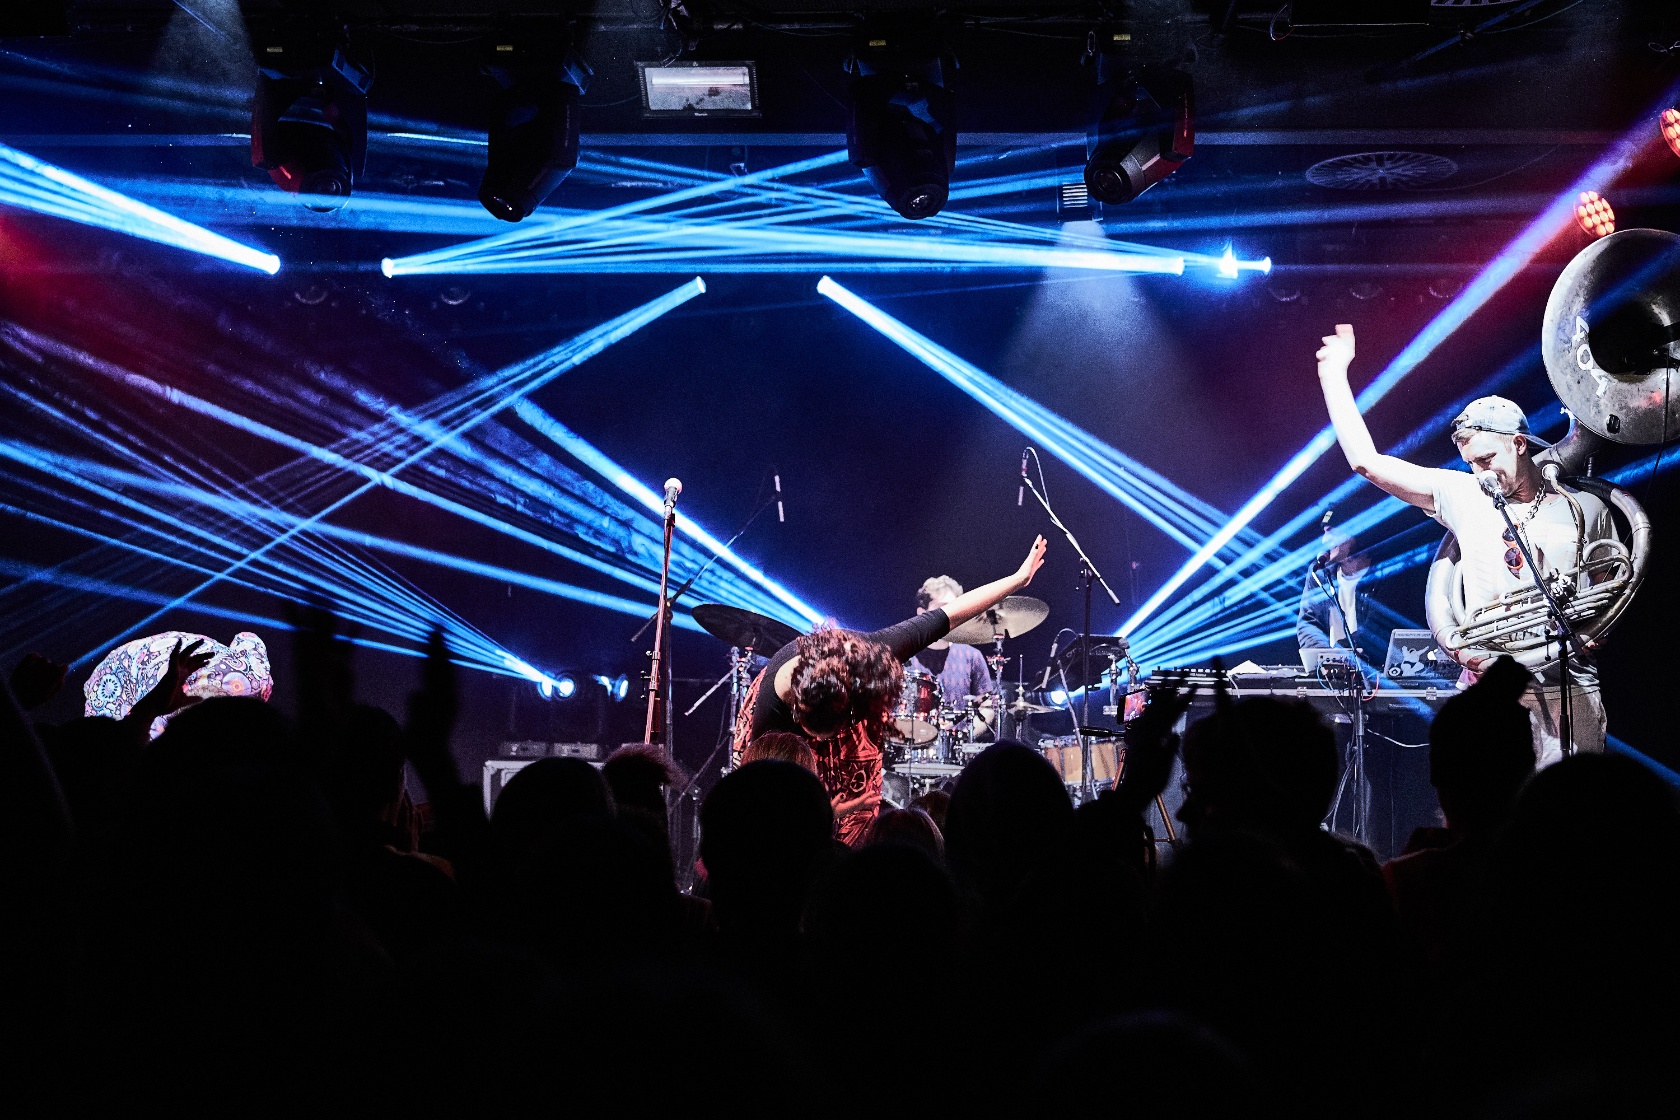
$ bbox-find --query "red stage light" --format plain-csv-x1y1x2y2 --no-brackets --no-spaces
1663,108,1680,160
1574,191,1615,239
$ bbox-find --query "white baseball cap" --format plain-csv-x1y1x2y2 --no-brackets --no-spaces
1450,396,1552,448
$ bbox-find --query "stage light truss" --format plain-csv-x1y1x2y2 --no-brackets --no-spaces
377,150,1263,278
0,140,280,273
0,278,820,680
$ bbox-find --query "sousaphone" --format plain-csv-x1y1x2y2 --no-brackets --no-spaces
1426,228,1679,671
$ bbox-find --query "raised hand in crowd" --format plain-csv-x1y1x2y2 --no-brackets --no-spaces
119,638,213,740
289,602,356,753
1113,673,1199,816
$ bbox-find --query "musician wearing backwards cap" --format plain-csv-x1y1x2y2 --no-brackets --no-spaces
1315,324,1614,767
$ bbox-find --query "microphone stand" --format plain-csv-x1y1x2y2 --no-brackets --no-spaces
1022,469,1120,803
643,496,678,753
628,482,782,779
1308,560,1371,843
1487,481,1584,757
628,488,782,647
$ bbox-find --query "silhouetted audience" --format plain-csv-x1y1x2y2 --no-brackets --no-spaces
911,786,951,831
8,626,1680,1117
740,729,818,771
1151,694,1409,1117
862,804,945,863
1384,656,1536,974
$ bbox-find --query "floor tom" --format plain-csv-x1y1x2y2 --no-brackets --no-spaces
1038,735,1121,788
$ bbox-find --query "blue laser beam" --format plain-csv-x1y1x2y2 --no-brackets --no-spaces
0,438,705,639
0,141,279,273
512,400,822,628
60,278,705,666
0,469,558,683
383,215,1188,276
379,148,1196,277
815,276,1296,613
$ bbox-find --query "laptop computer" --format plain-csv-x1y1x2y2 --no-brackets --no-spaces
1382,628,1457,683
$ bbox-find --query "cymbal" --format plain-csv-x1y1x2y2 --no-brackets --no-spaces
945,595,1050,645
1002,695,1055,715
691,604,800,652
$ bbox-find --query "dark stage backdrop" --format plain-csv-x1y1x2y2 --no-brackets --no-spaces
8,252,1678,785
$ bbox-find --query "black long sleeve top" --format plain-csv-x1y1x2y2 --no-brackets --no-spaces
748,609,951,739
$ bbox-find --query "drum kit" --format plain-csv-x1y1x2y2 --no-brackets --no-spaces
693,595,1136,808
877,594,1059,806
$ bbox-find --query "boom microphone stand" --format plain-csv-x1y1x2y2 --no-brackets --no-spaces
1482,472,1585,756
1308,558,1371,843
629,476,785,648
643,479,682,751
1020,449,1120,801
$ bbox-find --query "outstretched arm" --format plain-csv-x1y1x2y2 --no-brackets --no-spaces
943,536,1048,631
1318,324,1440,512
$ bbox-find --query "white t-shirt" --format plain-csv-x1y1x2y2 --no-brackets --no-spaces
1329,568,1361,646
1426,468,1612,686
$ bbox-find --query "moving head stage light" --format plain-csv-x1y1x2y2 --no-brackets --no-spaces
1084,51,1194,207
845,25,956,221
251,29,372,213
479,32,593,223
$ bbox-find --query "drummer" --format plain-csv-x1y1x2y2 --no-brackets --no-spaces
908,576,1000,721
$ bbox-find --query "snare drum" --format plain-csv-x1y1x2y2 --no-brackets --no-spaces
891,668,943,745
1038,735,1121,787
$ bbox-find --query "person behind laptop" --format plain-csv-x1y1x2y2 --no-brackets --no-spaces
1298,530,1372,664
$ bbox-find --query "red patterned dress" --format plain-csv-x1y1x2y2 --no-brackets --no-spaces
732,610,951,846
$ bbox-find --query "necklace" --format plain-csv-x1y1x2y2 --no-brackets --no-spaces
1511,487,1546,526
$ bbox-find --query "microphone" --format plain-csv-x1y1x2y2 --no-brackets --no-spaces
663,477,682,516
1037,634,1061,691
1018,449,1028,508
1475,471,1504,504
774,473,784,523
1312,552,1339,572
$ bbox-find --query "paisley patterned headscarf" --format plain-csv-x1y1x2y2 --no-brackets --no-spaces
83,630,274,739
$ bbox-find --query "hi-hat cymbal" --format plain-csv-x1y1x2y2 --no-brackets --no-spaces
1002,696,1055,715
945,595,1050,645
691,604,800,652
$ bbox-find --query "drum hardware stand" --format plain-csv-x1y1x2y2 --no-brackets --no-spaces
1309,562,1372,844
685,641,759,724
1021,460,1120,803
1488,479,1588,757
1051,657,1091,804
666,641,767,893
